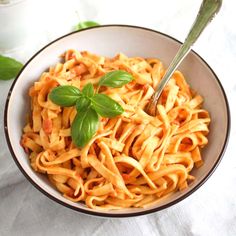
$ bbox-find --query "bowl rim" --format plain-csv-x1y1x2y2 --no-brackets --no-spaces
4,24,231,218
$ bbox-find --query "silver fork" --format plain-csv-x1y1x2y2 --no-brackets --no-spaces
146,0,222,116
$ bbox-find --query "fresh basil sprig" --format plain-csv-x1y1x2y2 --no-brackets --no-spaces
91,94,124,118
71,107,99,148
49,85,81,107
49,70,133,147
76,21,100,31
76,96,91,112
0,55,23,80
82,83,94,97
98,70,133,88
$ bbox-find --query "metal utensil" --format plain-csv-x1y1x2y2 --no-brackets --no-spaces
146,0,222,116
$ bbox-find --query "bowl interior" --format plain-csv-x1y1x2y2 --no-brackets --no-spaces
5,25,229,217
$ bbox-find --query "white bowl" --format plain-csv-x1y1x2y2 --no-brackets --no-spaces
4,25,230,217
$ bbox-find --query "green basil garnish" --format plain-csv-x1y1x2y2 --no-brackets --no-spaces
49,69,133,147
49,85,81,107
98,70,133,88
76,96,91,112
76,21,100,31
82,83,94,97
0,55,23,80
91,94,124,118
71,107,99,148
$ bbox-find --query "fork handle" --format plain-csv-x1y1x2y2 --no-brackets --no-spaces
146,0,222,116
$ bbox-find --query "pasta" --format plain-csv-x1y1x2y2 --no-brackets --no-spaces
21,50,210,209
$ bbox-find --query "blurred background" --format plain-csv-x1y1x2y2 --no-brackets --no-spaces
0,0,234,66
0,0,236,235
1,0,235,92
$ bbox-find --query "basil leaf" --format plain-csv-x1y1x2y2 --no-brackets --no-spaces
71,108,99,148
0,55,23,80
49,85,81,107
76,21,100,30
91,94,124,118
98,70,133,88
76,96,91,112
82,83,94,97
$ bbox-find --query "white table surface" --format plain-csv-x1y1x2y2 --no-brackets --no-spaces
0,0,236,235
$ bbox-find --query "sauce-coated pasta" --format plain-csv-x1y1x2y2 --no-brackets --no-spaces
21,50,210,209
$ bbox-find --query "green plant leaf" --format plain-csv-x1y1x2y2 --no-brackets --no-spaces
49,85,81,107
82,83,94,97
76,21,100,30
71,107,99,148
76,96,91,112
98,70,133,88
91,94,124,118
0,55,23,80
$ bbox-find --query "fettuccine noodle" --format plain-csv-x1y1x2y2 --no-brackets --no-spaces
21,50,210,209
